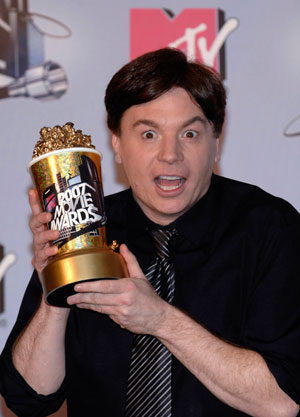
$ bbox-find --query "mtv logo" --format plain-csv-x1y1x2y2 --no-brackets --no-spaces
130,8,238,79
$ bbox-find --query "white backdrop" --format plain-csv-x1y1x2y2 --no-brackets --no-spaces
0,1,299,416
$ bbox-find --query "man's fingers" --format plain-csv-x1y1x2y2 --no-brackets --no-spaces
39,245,58,259
28,189,42,216
29,212,52,232
28,188,61,273
67,291,122,307
73,278,125,295
32,244,58,270
34,229,60,246
120,244,145,279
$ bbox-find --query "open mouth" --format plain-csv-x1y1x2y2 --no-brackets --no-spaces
154,175,185,191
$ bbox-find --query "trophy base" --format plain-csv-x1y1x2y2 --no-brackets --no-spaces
42,247,128,307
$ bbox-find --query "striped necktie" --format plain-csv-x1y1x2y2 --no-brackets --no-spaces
125,229,177,417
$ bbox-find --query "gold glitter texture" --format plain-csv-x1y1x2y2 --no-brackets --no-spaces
29,132,106,255
32,122,95,158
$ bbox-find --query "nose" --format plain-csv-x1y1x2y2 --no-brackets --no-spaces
157,135,184,164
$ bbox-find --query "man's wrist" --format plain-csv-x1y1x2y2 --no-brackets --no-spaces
39,296,70,320
154,303,185,341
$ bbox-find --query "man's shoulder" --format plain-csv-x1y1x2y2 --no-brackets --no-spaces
104,188,131,226
104,188,131,207
214,175,299,228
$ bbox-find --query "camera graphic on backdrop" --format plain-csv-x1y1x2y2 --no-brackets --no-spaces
0,0,71,101
0,245,17,317
284,114,300,138
130,8,239,79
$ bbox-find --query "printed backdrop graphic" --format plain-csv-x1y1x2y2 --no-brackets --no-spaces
0,246,4,314
0,246,17,316
130,8,239,78
0,0,70,101
0,1,299,416
284,114,300,137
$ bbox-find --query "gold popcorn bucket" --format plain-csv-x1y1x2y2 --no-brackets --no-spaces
28,144,128,307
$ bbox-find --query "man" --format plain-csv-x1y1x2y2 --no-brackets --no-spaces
1,48,300,416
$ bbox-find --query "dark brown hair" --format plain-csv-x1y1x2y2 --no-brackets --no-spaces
105,48,226,137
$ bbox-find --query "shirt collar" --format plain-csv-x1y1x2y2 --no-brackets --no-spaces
125,174,219,255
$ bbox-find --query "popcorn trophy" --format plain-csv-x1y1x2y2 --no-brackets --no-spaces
28,123,128,307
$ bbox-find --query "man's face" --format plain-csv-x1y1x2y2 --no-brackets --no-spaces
112,87,220,225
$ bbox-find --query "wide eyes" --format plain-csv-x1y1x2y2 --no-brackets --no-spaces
142,130,157,139
183,130,198,139
141,129,198,140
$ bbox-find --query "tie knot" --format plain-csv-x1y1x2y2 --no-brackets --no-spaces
149,228,177,258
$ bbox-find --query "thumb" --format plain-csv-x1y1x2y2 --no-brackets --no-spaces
120,244,145,279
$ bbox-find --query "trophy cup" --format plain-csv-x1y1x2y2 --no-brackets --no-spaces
28,122,128,307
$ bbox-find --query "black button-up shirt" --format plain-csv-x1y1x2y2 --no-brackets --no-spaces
1,175,300,416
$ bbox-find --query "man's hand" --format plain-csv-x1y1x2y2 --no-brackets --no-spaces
28,188,69,315
28,189,59,274
67,244,171,335
12,191,69,395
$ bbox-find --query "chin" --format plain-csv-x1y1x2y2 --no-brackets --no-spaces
156,204,189,220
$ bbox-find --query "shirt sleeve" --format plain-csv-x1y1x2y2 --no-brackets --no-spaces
244,206,300,404
0,271,66,417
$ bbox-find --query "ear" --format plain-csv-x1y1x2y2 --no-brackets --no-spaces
111,134,122,164
214,138,221,163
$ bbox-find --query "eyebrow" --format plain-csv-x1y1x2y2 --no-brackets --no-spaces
132,116,207,129
182,116,207,128
132,119,160,129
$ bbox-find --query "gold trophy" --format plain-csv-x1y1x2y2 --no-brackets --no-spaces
28,122,128,307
